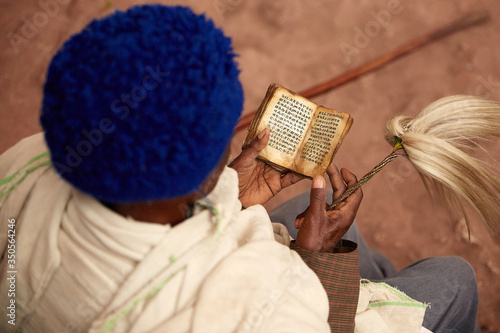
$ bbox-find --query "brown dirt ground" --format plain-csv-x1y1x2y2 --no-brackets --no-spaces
1,0,499,330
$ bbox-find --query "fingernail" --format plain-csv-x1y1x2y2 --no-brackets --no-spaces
258,128,266,139
313,177,324,189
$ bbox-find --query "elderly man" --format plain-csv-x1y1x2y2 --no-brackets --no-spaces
0,5,478,333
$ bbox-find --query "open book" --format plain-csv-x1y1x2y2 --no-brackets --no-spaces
243,83,353,178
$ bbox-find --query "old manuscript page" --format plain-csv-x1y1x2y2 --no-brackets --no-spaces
252,87,317,171
294,107,353,177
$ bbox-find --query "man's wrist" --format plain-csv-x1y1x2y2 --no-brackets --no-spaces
293,238,328,253
291,239,357,253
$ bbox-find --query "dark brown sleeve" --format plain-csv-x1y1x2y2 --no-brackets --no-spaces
290,240,359,333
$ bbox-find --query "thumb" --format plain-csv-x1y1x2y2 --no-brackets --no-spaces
241,128,269,159
308,176,327,216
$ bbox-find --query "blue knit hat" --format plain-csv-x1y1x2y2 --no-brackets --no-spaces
40,5,243,202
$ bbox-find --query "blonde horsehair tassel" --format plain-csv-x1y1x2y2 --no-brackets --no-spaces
329,95,500,243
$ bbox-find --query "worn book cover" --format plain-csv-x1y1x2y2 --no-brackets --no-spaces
243,83,353,178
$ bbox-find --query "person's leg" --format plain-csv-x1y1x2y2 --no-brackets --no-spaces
380,256,479,332
342,222,397,280
270,192,480,332
269,191,396,279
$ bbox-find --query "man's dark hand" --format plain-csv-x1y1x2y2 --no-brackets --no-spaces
294,163,363,253
229,128,304,208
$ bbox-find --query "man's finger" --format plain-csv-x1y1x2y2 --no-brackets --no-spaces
294,213,305,229
242,128,269,159
340,168,357,186
337,168,363,211
326,163,346,201
308,176,327,217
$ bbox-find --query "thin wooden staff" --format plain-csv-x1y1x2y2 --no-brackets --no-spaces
235,10,490,133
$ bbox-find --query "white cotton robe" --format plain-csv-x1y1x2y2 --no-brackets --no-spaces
0,133,330,333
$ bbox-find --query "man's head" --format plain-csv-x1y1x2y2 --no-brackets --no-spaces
40,5,243,203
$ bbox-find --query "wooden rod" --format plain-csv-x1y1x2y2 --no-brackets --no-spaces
235,10,490,133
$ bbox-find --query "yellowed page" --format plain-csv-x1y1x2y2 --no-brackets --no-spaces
294,107,353,177
251,86,317,170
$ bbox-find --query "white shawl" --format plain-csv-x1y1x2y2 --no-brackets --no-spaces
0,133,330,333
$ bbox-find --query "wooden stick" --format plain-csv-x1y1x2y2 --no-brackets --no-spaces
235,10,490,133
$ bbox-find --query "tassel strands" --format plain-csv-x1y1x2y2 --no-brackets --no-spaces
328,95,500,243
386,95,500,243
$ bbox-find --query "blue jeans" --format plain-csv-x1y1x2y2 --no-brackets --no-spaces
269,191,480,333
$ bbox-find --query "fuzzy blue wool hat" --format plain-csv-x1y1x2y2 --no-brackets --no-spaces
40,5,243,202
